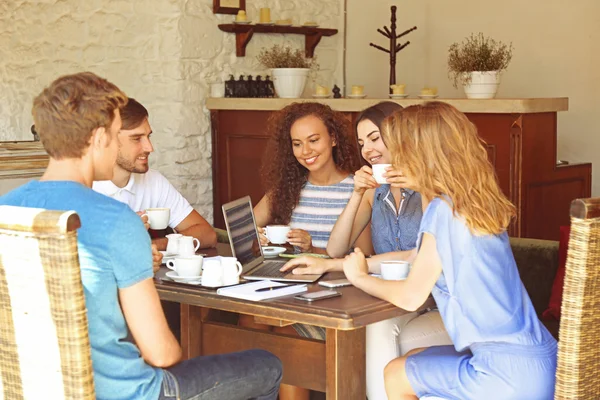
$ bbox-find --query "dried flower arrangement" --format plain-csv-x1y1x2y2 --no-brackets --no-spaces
257,44,319,70
448,33,513,88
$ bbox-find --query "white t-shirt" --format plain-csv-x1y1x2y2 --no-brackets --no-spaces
93,169,193,229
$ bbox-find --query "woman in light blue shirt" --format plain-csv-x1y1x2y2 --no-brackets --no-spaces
342,102,557,399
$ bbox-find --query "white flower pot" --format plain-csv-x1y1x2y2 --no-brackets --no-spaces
462,71,501,99
271,68,310,98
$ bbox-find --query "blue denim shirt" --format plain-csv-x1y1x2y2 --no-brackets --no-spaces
371,185,422,254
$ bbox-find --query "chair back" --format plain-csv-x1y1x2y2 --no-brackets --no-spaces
0,206,95,399
555,198,600,398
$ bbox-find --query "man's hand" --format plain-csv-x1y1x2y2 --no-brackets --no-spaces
280,256,331,275
342,248,370,284
137,211,150,231
151,244,163,274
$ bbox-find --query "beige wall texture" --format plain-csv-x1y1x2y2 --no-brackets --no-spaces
0,0,344,222
347,0,600,194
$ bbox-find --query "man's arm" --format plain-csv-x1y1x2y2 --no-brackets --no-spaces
119,278,182,367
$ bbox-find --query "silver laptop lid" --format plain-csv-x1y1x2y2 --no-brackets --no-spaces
222,196,266,273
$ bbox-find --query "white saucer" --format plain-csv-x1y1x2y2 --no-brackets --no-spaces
257,22,274,25
262,246,287,258
165,271,202,284
234,21,251,24
418,94,439,99
303,24,319,28
312,94,331,99
347,94,367,99
389,93,409,99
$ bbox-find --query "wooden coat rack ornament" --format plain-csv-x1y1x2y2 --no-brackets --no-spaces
370,6,417,93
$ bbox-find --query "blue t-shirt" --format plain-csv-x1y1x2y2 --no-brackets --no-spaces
418,197,556,352
0,181,163,400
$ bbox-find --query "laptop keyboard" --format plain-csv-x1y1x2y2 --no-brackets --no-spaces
246,260,288,279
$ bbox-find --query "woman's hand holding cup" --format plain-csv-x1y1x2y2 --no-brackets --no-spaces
287,229,313,253
257,227,269,246
385,167,412,189
354,166,379,194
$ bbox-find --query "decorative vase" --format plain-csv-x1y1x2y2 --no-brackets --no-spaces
271,68,310,98
462,71,501,99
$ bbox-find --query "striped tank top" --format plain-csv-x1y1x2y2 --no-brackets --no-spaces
290,175,354,250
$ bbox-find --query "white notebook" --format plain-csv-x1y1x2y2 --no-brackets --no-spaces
216,280,307,301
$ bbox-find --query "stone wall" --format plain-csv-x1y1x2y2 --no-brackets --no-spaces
0,0,344,222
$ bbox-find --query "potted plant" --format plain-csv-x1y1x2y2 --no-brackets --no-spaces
257,45,318,98
448,33,513,99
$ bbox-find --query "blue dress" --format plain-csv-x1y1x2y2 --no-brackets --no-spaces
371,185,422,253
406,198,557,400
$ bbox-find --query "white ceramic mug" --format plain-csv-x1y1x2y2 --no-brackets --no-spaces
167,255,203,277
145,208,170,230
372,164,392,185
202,259,223,287
220,257,243,286
265,225,291,244
178,236,200,257
166,233,182,255
380,260,411,281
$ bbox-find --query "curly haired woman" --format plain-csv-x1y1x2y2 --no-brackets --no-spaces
254,102,371,255
247,102,368,400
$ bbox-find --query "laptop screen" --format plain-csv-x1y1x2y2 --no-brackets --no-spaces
223,199,262,266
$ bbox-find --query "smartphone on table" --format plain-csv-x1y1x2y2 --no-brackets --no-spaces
294,290,342,302
318,278,352,288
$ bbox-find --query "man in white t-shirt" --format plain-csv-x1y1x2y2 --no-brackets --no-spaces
93,98,217,250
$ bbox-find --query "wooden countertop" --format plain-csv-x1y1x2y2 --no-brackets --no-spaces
206,97,568,114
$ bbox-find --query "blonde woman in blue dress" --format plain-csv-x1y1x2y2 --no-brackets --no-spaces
341,102,557,399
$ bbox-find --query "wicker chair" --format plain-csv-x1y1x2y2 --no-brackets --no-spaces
555,198,600,399
0,206,95,399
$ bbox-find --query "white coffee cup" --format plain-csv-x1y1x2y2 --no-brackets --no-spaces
265,225,291,244
372,164,392,185
146,208,170,230
202,259,223,287
178,236,200,257
166,233,182,255
380,260,411,281
167,255,203,277
220,257,243,286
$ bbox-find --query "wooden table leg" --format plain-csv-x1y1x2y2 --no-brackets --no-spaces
325,327,366,399
179,304,206,360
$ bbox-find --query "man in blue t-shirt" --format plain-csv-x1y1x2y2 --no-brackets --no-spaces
1,72,281,400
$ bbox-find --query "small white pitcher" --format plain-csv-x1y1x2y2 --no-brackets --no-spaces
178,236,200,257
165,233,182,255
221,257,243,286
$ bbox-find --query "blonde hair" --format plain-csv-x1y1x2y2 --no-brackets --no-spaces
381,101,515,235
32,72,127,159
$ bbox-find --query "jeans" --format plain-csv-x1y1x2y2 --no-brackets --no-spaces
158,349,282,400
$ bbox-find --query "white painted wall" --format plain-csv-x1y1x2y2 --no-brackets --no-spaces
0,0,345,221
347,0,600,193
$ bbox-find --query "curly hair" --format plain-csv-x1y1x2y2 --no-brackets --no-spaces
261,102,361,224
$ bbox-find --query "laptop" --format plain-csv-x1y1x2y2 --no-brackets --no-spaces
222,196,323,283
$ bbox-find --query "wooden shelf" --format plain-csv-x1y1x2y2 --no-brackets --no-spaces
218,24,338,57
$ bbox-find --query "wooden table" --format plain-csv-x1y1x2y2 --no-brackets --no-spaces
156,245,434,399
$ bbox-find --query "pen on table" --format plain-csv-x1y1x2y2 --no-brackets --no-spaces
255,284,294,292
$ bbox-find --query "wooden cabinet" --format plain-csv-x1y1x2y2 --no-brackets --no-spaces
208,98,591,241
